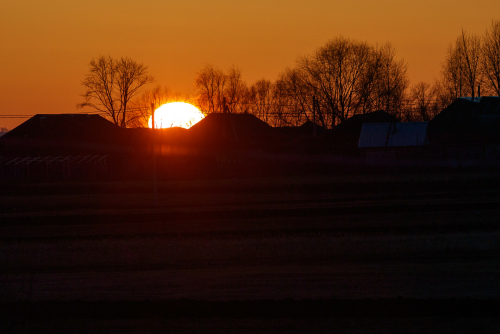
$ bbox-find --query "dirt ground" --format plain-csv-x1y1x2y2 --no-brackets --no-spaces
1,170,500,332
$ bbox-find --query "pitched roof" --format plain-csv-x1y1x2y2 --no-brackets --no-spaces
358,122,428,148
0,114,125,154
187,113,276,148
427,96,500,144
2,114,122,142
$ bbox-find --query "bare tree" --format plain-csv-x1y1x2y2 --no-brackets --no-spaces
442,30,482,99
481,20,500,96
224,66,247,113
429,78,455,110
246,79,275,123
458,30,482,99
280,37,409,128
275,68,318,127
372,43,409,116
442,44,465,99
269,80,291,127
407,81,441,121
195,64,249,114
298,37,373,127
195,64,227,114
77,56,155,128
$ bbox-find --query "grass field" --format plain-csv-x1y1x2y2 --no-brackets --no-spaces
1,170,500,332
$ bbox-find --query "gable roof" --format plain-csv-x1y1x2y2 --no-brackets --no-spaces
0,114,125,154
188,113,276,148
2,114,121,141
358,122,428,148
427,96,500,144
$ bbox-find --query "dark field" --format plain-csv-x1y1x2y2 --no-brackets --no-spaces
1,170,500,332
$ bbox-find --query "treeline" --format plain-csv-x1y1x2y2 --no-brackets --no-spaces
93,20,500,128
195,40,408,128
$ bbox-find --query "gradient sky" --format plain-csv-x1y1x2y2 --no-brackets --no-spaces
1,0,499,130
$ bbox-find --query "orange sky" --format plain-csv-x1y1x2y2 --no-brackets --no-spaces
1,0,499,130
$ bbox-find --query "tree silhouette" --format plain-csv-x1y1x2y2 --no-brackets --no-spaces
195,64,228,114
246,79,274,124
441,30,481,100
408,81,442,121
481,20,500,96
276,37,408,128
77,56,155,128
276,67,320,127
195,64,248,114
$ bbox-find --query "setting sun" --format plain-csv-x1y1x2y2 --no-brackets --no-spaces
149,102,204,129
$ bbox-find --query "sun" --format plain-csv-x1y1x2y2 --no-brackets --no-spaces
149,102,204,129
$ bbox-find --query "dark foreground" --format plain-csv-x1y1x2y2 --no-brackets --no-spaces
2,299,500,333
1,170,500,332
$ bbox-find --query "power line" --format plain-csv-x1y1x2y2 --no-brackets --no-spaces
0,112,108,119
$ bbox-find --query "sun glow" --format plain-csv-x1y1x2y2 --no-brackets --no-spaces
149,102,204,129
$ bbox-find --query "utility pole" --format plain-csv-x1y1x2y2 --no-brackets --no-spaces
151,103,157,207
312,96,317,137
